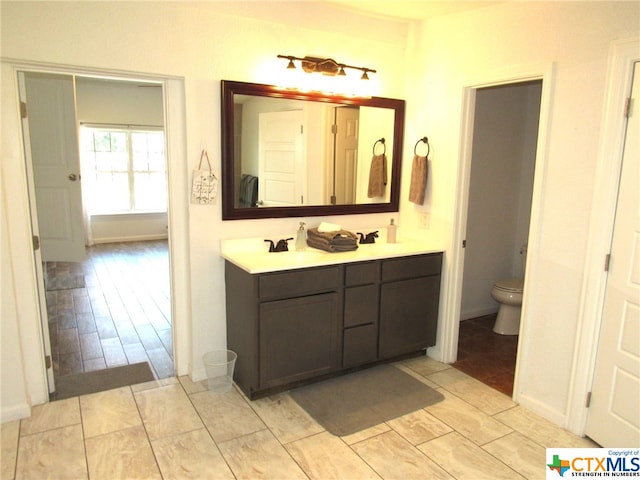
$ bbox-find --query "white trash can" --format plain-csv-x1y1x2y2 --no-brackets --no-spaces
203,350,237,393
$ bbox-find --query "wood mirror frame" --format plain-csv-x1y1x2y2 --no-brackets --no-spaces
221,80,405,220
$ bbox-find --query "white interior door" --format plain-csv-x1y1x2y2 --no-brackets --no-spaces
258,109,305,206
333,107,359,205
20,72,86,262
585,61,640,447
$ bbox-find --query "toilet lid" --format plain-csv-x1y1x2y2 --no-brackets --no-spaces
494,278,524,292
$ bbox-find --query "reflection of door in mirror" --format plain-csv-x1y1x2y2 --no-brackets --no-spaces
330,107,359,205
258,110,304,206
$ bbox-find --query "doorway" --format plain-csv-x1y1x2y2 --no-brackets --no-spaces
454,80,543,396
20,71,173,397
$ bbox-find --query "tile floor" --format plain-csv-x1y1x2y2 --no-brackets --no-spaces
2,356,596,480
453,314,519,396
45,240,173,381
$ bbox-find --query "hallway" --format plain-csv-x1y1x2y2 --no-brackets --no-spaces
45,240,172,382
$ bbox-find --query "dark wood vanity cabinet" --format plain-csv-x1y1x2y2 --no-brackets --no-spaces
225,252,442,399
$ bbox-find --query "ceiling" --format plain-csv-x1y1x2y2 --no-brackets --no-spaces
323,1,501,21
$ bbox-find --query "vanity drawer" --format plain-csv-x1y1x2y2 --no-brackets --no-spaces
381,253,442,282
344,284,379,328
259,266,340,300
345,261,378,286
343,324,378,368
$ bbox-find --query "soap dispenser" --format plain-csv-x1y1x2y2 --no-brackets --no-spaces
295,222,307,251
387,218,397,244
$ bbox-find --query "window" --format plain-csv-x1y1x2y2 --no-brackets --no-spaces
81,127,167,214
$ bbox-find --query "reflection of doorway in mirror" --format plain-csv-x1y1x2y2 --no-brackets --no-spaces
330,107,359,205
258,109,305,206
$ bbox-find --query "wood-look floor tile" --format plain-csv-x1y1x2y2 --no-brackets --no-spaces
251,392,324,444
190,388,266,443
134,383,203,440
122,342,150,364
483,431,546,479
419,431,525,479
402,355,452,377
494,406,599,448
340,423,391,445
80,387,142,438
1,420,20,480
218,429,307,480
20,397,80,436
425,389,512,446
15,424,87,480
151,428,235,480
427,368,516,415
146,347,174,378
85,425,161,480
286,431,380,479
58,351,83,375
79,332,103,359
58,328,80,354
351,430,452,479
100,337,127,367
386,409,453,445
83,357,107,372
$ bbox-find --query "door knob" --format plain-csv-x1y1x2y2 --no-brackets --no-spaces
68,173,78,181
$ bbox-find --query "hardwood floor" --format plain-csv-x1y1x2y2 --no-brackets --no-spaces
45,240,172,382
453,314,518,396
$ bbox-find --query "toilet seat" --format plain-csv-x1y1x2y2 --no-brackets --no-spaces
493,278,524,293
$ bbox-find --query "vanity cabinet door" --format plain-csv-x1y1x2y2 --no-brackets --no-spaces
379,275,440,359
259,292,340,389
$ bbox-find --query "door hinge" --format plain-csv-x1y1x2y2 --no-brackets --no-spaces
20,101,27,119
604,253,611,272
624,97,632,118
32,235,40,251
331,124,337,134
45,355,52,369
462,240,467,248
586,391,592,408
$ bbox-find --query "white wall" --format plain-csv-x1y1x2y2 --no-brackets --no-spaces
1,1,638,432
405,1,639,423
460,82,540,320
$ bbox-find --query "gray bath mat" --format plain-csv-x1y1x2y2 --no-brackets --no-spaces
51,362,155,400
290,364,444,436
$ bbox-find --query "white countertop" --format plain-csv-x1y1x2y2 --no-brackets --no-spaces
221,235,444,274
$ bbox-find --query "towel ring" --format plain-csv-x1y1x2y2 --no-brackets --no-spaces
414,137,430,157
373,138,386,156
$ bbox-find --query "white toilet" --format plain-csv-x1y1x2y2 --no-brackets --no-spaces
490,246,527,335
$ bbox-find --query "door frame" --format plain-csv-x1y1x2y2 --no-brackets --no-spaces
565,37,640,435
444,62,556,406
4,59,190,404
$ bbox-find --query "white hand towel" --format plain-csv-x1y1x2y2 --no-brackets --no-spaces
318,221,341,233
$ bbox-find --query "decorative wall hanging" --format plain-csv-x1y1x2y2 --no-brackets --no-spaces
191,149,218,205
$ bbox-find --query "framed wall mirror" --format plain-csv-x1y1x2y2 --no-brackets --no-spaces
221,80,405,220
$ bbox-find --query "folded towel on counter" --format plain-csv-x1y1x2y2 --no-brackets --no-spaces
367,154,387,198
307,236,359,252
408,154,428,205
307,227,358,252
307,228,358,244
317,221,342,233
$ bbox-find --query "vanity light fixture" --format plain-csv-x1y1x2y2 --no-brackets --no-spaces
276,54,376,96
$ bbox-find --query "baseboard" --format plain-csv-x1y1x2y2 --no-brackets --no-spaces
460,307,498,321
92,234,168,244
515,392,567,430
1,403,31,423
